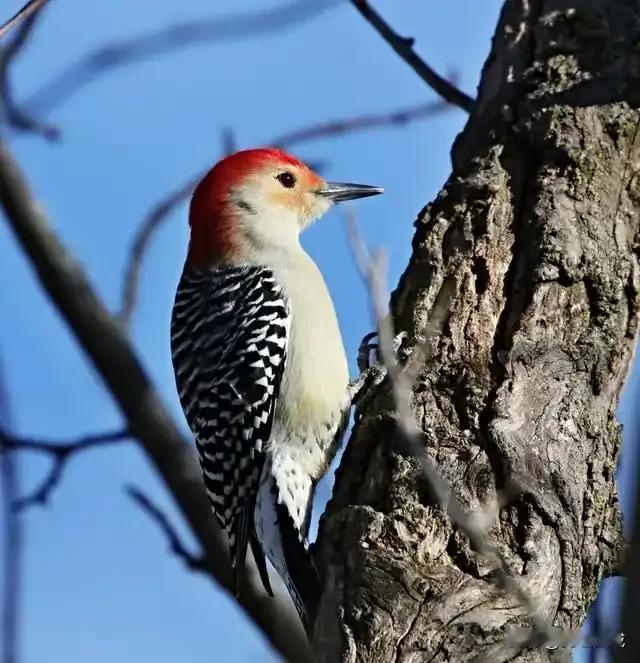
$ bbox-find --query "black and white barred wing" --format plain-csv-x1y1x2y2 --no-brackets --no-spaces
170,265,289,593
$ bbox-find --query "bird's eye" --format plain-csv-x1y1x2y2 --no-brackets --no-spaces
276,172,296,189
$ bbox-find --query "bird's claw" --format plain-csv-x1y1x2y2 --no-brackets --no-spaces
350,330,409,418
357,331,379,373
357,330,409,371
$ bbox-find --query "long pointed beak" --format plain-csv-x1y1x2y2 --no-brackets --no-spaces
318,181,384,202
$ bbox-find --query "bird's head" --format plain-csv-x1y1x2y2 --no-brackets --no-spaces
187,147,383,266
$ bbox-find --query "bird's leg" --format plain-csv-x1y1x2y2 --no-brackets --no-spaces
347,331,408,416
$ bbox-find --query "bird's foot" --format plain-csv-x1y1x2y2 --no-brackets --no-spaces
357,331,380,373
348,331,409,417
357,330,409,371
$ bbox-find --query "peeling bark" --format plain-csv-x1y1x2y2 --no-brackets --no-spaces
315,1,639,661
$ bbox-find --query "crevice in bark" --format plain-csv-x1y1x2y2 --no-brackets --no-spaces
472,256,490,297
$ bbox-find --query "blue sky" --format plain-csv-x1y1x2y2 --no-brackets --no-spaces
0,1,634,661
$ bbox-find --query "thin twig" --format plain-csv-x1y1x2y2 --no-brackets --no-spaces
349,0,474,112
345,213,563,656
118,99,448,328
270,98,447,146
0,352,21,663
126,485,209,574
26,0,341,114
0,139,309,660
118,176,200,327
0,6,58,139
0,0,49,41
118,128,238,327
3,429,128,509
220,127,238,156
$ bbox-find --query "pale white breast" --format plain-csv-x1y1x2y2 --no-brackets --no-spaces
269,249,349,473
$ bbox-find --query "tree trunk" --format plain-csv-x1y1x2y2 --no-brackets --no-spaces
315,1,639,660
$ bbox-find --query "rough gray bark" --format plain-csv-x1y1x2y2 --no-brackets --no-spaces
315,1,639,661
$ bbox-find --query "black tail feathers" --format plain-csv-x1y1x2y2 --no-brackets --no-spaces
249,530,274,597
231,510,249,599
275,499,321,634
231,504,321,636
230,509,274,599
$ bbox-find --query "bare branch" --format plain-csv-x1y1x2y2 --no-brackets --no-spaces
349,0,474,112
0,6,58,139
2,429,128,509
118,100,448,328
26,0,341,114
0,352,21,663
271,99,448,146
0,139,309,660
344,213,570,655
0,0,49,41
118,176,200,328
220,127,238,156
3,1,339,140
3,429,128,455
126,485,209,574
118,128,238,328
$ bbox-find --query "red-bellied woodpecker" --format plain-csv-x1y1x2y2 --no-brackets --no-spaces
170,147,382,629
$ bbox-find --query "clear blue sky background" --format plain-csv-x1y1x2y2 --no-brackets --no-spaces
0,1,635,661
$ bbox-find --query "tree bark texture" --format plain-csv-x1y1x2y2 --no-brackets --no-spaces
315,1,639,661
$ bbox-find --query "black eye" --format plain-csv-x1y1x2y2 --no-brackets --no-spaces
276,172,296,188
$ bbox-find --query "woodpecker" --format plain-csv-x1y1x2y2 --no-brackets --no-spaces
170,147,382,629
